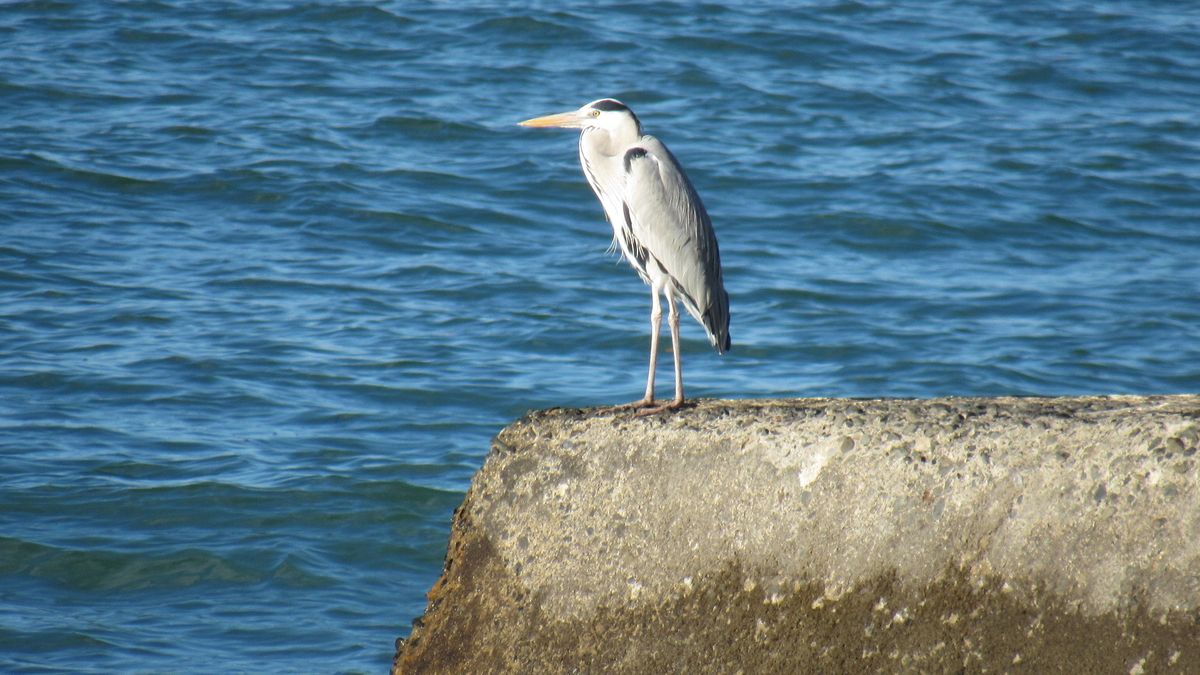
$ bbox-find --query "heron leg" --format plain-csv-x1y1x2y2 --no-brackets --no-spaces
635,292,685,416
618,285,663,411
618,289,662,409
668,292,684,405
642,288,662,404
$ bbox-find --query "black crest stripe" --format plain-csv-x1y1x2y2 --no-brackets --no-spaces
592,99,628,112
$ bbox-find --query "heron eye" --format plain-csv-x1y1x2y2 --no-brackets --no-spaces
590,110,600,117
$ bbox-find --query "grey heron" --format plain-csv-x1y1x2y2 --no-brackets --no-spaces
519,98,730,414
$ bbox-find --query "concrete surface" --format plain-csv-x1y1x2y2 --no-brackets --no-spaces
393,395,1200,673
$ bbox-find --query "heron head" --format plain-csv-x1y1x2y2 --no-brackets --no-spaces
519,99,641,135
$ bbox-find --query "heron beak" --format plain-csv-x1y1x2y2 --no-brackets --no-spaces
518,111,582,129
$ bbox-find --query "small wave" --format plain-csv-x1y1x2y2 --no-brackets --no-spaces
159,124,218,138
113,26,189,45
10,542,268,592
366,115,484,139
216,2,414,31
20,152,166,192
468,15,589,41
204,275,378,297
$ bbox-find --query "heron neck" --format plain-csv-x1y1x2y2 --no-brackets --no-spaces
581,126,639,157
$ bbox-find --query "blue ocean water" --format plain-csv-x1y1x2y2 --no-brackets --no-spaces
2,1,1198,671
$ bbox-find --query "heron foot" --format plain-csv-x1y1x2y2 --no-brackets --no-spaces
632,397,686,417
614,397,655,411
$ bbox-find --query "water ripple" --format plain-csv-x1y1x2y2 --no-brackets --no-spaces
2,1,1199,671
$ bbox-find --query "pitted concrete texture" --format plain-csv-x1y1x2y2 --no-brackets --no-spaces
394,395,1200,673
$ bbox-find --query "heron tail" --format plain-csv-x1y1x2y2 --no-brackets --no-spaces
702,288,731,355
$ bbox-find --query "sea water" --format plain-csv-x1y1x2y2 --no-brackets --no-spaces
2,1,1198,671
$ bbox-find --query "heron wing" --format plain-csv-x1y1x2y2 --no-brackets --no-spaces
621,136,730,352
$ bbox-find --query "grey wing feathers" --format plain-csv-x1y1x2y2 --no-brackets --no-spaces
622,137,730,353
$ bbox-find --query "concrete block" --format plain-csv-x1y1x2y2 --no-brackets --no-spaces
394,395,1200,673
